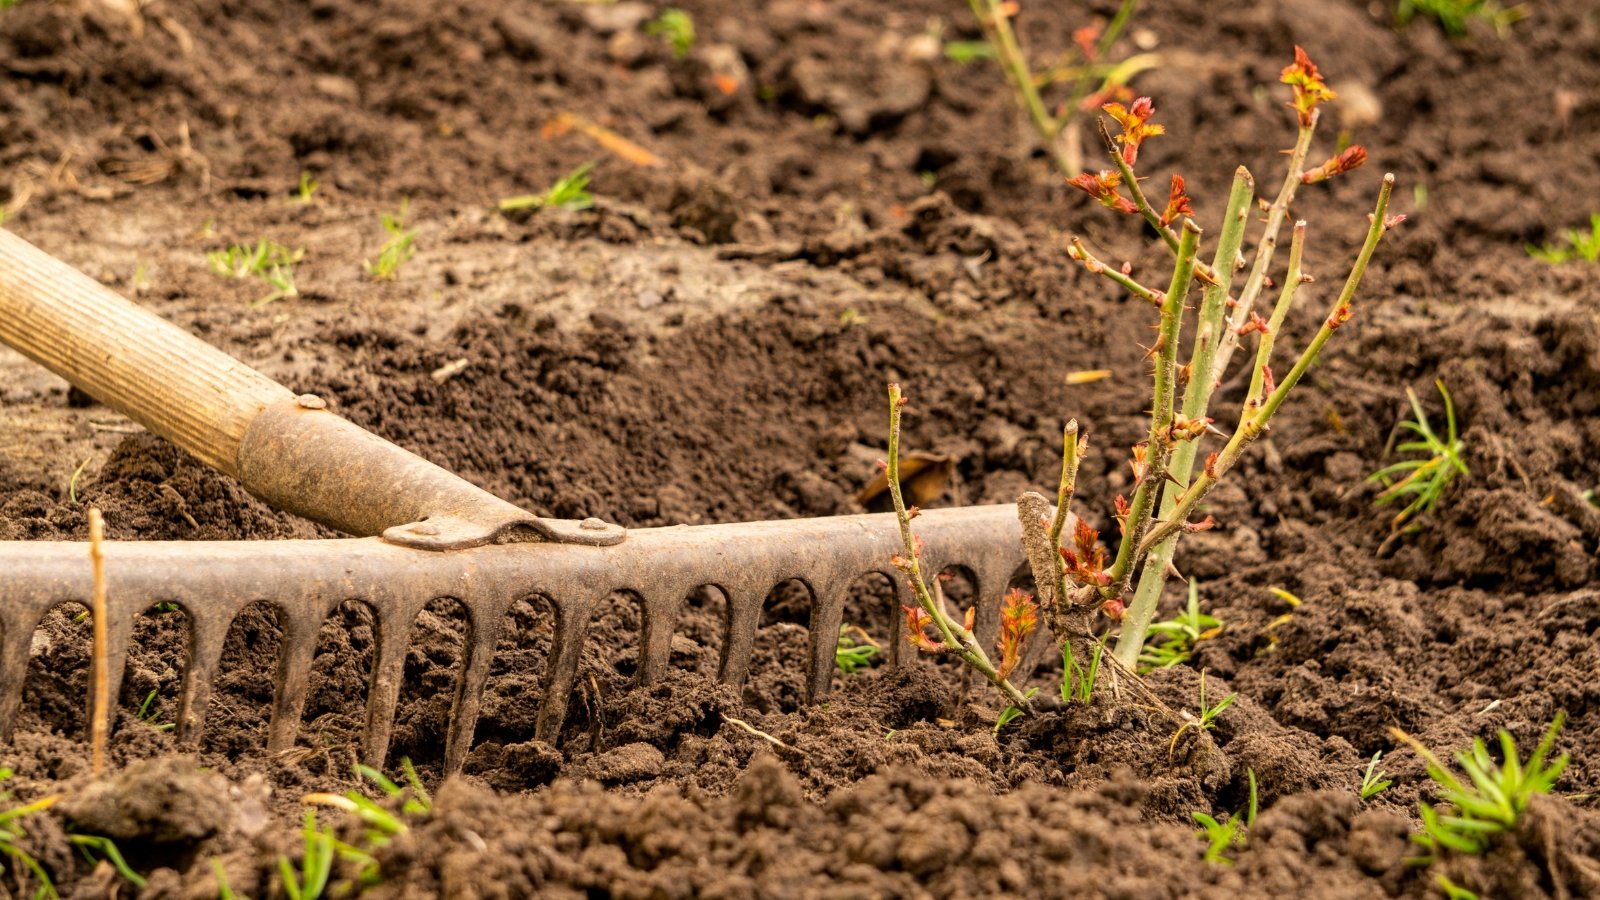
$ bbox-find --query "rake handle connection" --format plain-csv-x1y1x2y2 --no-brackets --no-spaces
0,229,623,550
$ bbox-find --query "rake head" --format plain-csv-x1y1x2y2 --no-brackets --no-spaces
0,506,1025,773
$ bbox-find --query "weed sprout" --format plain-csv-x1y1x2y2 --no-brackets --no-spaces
1368,379,1469,542
1526,212,1600,264
498,162,597,214
645,8,695,59
364,201,417,280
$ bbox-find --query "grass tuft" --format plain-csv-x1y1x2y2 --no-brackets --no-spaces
645,8,695,58
1368,379,1469,538
206,239,303,306
364,201,417,281
1526,212,1600,264
1391,713,1568,860
498,162,596,214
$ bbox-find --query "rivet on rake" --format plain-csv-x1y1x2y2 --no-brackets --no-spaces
295,393,327,410
579,517,607,531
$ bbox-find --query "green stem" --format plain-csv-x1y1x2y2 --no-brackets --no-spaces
1096,119,1222,286
1067,237,1164,306
1246,222,1308,406
1106,219,1200,589
969,0,1066,173
1212,118,1318,386
1137,175,1395,556
886,384,1033,710
1112,170,1253,666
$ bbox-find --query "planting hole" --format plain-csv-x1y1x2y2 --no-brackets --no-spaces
203,601,282,756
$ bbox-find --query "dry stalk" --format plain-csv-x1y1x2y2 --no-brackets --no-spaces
88,507,109,775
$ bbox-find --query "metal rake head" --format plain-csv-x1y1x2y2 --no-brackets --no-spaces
0,506,1025,773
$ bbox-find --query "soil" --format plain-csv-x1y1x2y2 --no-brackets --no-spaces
2,0,1600,897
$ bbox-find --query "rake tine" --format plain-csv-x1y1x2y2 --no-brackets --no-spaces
442,594,507,776
266,604,327,754
0,608,47,742
634,588,685,686
1,506,1027,766
360,601,420,769
632,570,704,686
716,582,765,689
888,571,914,668
177,608,232,746
533,594,599,744
804,575,850,703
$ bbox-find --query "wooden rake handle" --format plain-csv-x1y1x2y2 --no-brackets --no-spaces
0,229,623,549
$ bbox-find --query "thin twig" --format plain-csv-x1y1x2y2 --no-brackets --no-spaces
723,716,806,757
887,384,1033,710
1067,237,1164,306
1211,116,1319,386
1096,119,1222,286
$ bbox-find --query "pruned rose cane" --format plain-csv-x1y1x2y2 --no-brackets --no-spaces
890,47,1402,716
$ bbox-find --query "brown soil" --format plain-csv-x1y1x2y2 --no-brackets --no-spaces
3,0,1600,897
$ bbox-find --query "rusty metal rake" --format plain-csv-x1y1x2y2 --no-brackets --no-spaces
0,230,1025,773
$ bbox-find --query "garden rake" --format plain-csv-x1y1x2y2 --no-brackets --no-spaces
0,230,1027,773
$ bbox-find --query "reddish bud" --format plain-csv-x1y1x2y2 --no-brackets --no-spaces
1103,97,1165,166
1383,214,1407,231
1262,364,1277,395
1169,416,1213,442
1280,46,1336,128
1073,25,1100,61
1114,494,1131,520
1203,452,1219,479
1101,598,1126,620
1120,260,1134,276
1158,175,1195,226
995,588,1039,679
1301,145,1368,184
875,458,889,472
1129,442,1149,483
903,606,945,653
907,505,922,520
1183,515,1217,534
1237,311,1271,336
963,605,976,634
1326,305,1354,330
1068,169,1138,214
